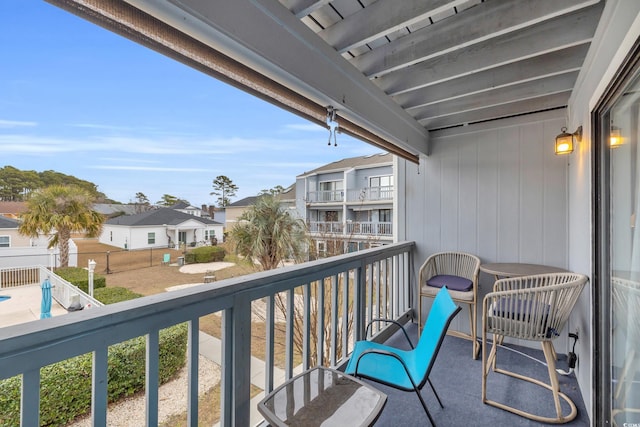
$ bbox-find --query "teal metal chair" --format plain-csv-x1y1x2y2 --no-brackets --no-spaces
161,253,170,266
345,287,461,427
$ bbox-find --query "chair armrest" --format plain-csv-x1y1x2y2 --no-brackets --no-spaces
365,318,414,349
354,348,418,390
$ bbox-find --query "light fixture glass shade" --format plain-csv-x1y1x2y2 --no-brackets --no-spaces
555,127,574,155
609,127,622,148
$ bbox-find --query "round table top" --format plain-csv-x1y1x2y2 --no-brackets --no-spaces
479,262,569,277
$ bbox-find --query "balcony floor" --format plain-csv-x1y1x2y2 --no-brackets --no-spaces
370,323,589,426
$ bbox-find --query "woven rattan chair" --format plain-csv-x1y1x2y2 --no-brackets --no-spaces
418,251,481,358
481,272,588,424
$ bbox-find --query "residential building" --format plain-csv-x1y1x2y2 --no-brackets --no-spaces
0,201,27,220
99,207,223,250
0,216,74,268
297,153,394,256
4,2,640,427
224,196,258,233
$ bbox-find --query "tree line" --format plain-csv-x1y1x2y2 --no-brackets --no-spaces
0,165,107,201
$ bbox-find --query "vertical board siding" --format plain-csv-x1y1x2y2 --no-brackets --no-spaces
401,113,568,313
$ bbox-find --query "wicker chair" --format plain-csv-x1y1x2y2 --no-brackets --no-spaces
418,251,481,358
481,272,588,424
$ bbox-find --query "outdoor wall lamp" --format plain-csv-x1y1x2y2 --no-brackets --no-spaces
555,126,582,155
609,126,623,148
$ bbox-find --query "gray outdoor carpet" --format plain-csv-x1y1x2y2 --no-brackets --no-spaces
369,323,589,426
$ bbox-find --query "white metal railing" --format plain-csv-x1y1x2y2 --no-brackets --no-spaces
346,221,392,236
306,190,344,202
309,221,392,236
0,242,414,427
346,185,394,202
0,266,41,289
308,221,344,233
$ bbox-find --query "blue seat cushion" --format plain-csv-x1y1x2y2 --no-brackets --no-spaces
426,275,473,292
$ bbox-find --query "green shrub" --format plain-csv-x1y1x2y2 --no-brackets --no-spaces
55,267,106,293
0,288,188,426
186,246,226,264
94,287,142,304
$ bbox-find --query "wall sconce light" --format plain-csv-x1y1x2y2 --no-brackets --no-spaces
609,126,623,148
555,126,582,155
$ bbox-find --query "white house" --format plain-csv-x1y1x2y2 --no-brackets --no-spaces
99,207,223,250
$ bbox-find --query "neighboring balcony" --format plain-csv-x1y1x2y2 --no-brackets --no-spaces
309,221,392,237
347,185,394,202
0,242,414,427
306,190,344,203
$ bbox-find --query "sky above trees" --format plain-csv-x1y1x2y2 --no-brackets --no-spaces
0,1,381,206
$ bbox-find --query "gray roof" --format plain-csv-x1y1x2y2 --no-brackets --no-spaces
93,204,141,216
0,216,20,229
227,196,258,207
298,153,392,177
105,208,222,226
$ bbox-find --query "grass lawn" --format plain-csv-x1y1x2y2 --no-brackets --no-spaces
74,239,301,368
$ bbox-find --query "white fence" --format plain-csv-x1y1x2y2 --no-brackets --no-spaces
0,265,102,309
0,241,78,269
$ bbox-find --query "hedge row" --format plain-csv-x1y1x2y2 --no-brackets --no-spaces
55,267,106,294
185,245,226,264
0,288,188,426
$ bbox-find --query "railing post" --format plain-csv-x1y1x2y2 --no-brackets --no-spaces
221,295,252,427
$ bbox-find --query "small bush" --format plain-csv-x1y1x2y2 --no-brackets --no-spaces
186,246,226,264
93,287,142,304
55,267,106,293
0,288,188,426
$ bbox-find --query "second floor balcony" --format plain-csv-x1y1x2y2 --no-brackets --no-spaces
309,221,392,237
347,185,394,202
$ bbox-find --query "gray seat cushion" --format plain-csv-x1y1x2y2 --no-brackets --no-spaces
426,274,473,292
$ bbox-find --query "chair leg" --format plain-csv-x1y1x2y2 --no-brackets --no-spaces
427,378,444,408
417,292,423,335
483,340,578,423
468,301,479,359
413,385,437,427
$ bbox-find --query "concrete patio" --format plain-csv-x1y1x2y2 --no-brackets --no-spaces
0,285,69,328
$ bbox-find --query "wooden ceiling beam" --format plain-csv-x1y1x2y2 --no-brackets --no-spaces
420,92,571,129
318,0,469,54
395,44,589,109
351,0,600,78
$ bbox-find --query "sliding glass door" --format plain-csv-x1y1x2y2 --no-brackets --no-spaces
595,41,640,426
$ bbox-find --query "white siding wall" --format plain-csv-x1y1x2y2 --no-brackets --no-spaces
398,110,569,353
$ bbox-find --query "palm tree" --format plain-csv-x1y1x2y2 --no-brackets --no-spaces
19,185,104,268
230,194,308,270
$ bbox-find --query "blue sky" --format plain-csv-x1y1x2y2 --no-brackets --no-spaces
0,1,381,206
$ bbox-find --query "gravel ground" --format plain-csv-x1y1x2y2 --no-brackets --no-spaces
68,355,221,427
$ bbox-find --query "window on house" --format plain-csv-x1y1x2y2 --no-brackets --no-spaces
148,232,155,244
324,211,339,222
369,175,393,188
0,236,10,247
379,209,391,222
110,231,113,242
319,181,343,201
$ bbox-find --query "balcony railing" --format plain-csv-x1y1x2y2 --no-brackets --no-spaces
346,185,394,202
308,221,344,233
306,190,344,202
346,221,392,236
309,221,392,236
0,242,414,426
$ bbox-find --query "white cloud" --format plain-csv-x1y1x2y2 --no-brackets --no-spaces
0,119,37,128
89,165,210,173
